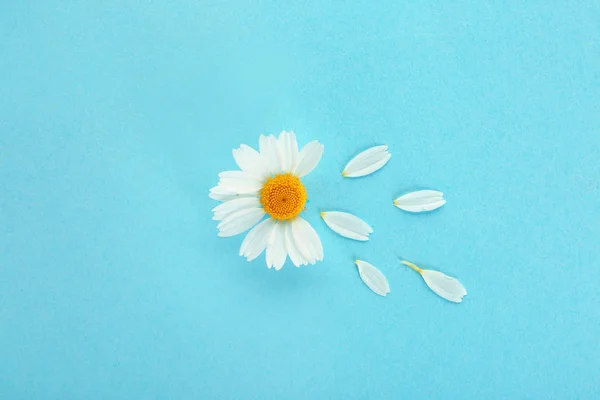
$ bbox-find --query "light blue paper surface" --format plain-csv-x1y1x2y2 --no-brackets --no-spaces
1,2,599,399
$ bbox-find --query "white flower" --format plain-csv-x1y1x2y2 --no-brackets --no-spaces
393,190,446,212
210,131,324,270
342,145,391,178
355,260,391,296
402,260,467,303
320,211,373,241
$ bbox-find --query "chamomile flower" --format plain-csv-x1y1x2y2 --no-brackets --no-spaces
210,132,324,270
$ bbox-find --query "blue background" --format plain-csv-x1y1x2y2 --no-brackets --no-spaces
1,1,599,399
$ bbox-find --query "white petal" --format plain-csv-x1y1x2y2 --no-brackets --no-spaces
209,188,239,202
291,217,324,264
350,145,388,161
212,197,260,221
240,218,275,261
210,170,263,199
320,211,373,241
213,184,260,196
232,144,269,179
217,171,263,193
218,170,261,181
421,270,467,303
402,260,467,303
393,190,446,212
293,141,324,178
355,260,390,297
343,145,391,178
284,222,306,267
277,131,298,173
259,134,281,175
215,185,260,196
266,222,287,270
209,185,255,202
217,207,265,237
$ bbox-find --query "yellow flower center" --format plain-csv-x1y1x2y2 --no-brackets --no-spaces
260,173,307,221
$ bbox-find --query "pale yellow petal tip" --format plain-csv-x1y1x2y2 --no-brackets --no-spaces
320,212,325,218
342,171,348,177
402,260,423,274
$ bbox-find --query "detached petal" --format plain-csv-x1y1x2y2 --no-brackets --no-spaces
320,211,373,241
355,260,390,297
421,270,467,303
342,145,391,178
402,261,467,303
294,140,324,178
394,190,446,212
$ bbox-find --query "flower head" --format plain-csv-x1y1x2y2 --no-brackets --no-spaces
210,132,324,270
